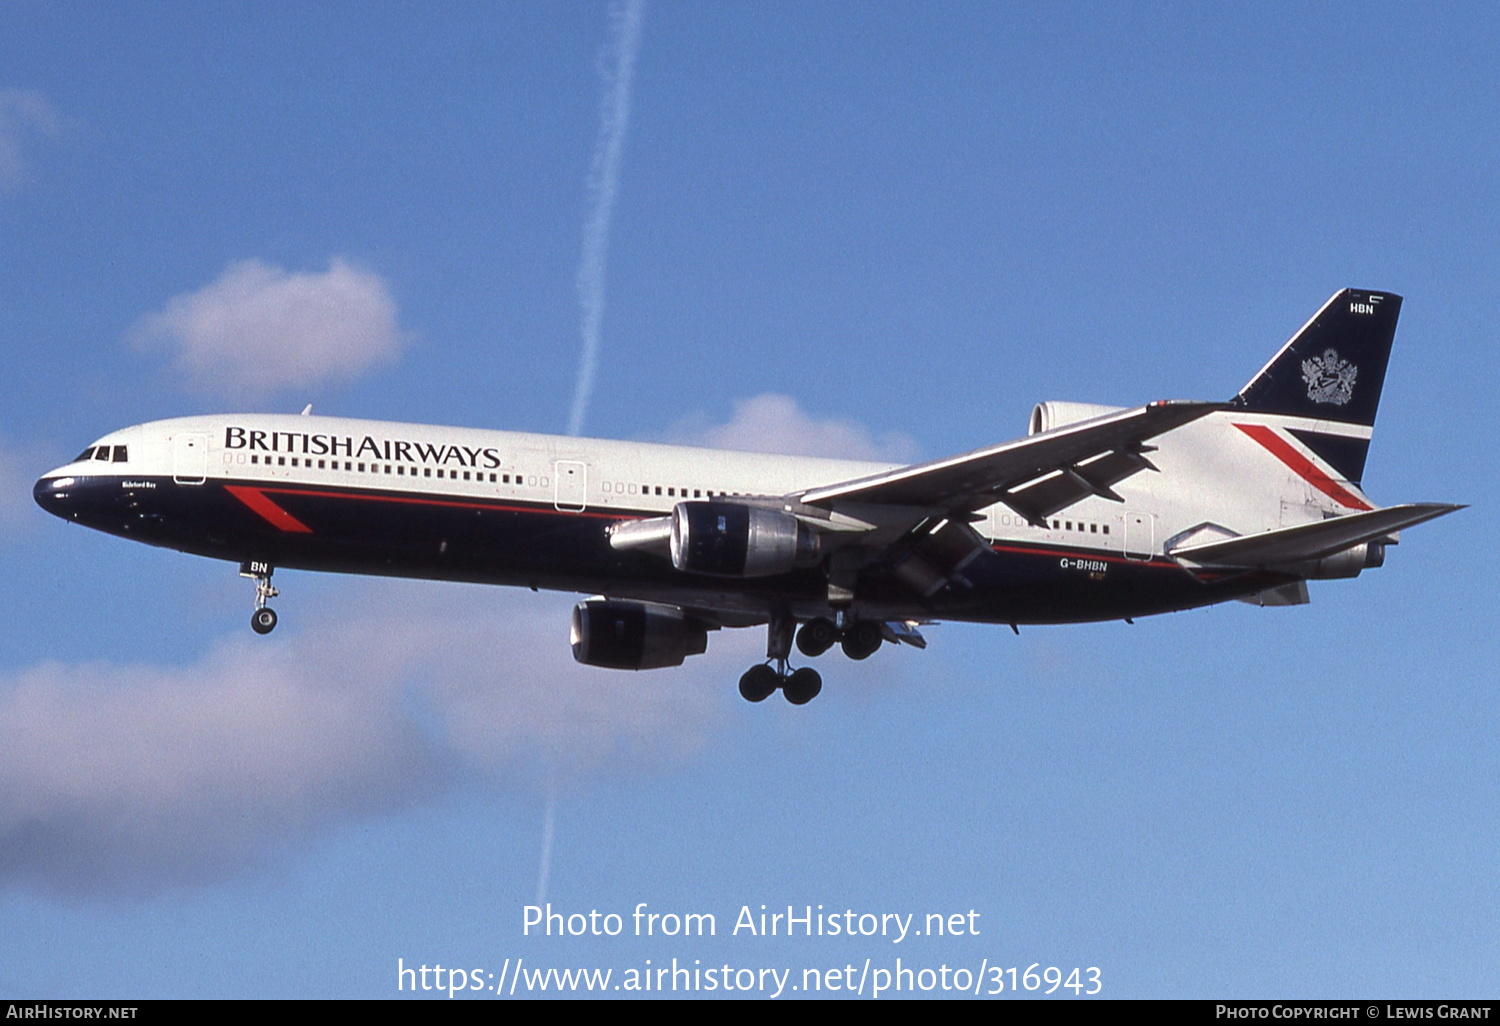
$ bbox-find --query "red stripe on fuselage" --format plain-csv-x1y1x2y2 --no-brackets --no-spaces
1233,423,1373,511
989,543,1176,568
225,485,314,533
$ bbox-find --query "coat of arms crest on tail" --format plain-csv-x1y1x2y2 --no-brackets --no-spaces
1302,348,1357,405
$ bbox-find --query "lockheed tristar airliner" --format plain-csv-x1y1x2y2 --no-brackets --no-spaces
35,289,1459,705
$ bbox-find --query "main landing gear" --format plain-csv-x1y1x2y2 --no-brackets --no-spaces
795,616,881,660
240,560,279,634
738,611,889,705
738,661,823,705
737,609,823,705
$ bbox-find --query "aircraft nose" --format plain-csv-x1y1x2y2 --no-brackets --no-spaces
33,472,87,521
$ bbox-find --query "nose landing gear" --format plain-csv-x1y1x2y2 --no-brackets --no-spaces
240,561,279,635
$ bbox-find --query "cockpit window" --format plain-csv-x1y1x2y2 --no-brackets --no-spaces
75,447,95,462
112,445,128,462
94,447,112,461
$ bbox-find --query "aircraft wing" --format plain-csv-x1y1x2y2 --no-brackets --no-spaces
795,400,1222,526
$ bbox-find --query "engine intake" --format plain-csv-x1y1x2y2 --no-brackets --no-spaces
570,599,709,670
669,502,819,577
1029,401,1126,435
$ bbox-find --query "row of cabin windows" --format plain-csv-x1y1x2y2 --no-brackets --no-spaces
223,454,1115,532
227,452,744,500
997,512,1111,535
237,452,533,485
601,482,730,499
77,445,128,463
230,453,743,499
1052,519,1108,535
225,453,1115,526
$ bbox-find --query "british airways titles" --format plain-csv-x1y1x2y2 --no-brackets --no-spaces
224,426,504,471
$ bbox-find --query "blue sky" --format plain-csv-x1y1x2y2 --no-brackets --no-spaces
1,1,1495,999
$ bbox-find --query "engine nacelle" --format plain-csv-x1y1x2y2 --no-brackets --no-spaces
570,599,709,670
1029,401,1127,435
669,502,819,577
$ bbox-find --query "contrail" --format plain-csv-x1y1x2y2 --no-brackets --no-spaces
567,0,646,437
534,784,557,904
542,0,645,907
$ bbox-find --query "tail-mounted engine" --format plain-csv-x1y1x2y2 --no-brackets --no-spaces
1282,540,1386,580
570,599,709,670
1029,401,1126,435
669,502,820,577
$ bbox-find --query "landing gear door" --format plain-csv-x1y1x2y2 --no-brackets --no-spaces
173,432,208,485
554,460,587,512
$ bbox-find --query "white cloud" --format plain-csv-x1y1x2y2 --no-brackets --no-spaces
0,89,63,192
665,394,920,463
128,258,405,400
0,585,729,895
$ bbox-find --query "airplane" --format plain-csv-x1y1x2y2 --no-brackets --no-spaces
33,288,1460,705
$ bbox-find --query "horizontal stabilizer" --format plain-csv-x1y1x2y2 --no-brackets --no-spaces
1170,503,1463,568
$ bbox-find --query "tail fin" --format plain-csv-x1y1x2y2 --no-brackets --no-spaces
1236,289,1401,425
1233,288,1401,483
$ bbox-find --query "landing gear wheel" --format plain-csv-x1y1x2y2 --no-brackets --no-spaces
796,617,838,658
251,607,278,635
783,667,823,705
841,620,883,660
738,664,780,703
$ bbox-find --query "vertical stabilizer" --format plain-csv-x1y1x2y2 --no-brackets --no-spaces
1233,289,1401,483
1236,289,1400,427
